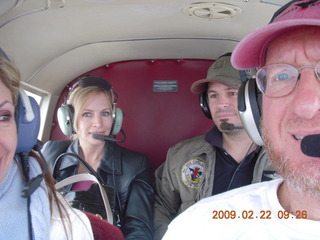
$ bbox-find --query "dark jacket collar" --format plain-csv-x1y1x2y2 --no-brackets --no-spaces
204,126,261,154
59,139,122,175
205,126,223,149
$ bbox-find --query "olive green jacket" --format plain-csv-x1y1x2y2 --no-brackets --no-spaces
153,134,277,240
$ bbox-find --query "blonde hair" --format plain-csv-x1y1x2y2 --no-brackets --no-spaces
0,55,20,106
68,85,113,135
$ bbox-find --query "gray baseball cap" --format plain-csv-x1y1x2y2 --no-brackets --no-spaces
191,54,242,94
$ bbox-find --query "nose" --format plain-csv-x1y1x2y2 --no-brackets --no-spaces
217,96,230,109
218,102,229,109
93,115,103,127
292,70,320,119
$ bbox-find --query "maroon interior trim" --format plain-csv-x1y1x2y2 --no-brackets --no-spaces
51,59,214,171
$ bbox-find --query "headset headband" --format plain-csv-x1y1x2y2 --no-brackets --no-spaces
67,75,117,104
78,75,112,91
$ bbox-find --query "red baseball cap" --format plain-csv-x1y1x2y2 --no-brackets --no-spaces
232,0,320,70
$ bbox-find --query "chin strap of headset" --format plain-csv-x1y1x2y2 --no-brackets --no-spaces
226,142,256,191
16,140,47,240
17,152,33,240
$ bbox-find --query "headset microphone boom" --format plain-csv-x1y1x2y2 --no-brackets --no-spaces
219,122,244,131
300,134,320,158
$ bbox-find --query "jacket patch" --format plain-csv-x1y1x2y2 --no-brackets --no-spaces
181,159,205,189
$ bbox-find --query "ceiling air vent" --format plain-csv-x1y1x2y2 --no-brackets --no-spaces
183,2,242,20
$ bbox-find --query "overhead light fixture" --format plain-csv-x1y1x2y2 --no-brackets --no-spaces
183,2,242,20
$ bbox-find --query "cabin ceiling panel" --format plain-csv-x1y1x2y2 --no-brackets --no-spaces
0,0,283,94
28,38,237,95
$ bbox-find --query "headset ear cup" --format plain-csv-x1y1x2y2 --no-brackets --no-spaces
57,104,75,136
200,92,212,119
237,78,264,145
111,107,123,135
257,89,262,115
15,90,40,153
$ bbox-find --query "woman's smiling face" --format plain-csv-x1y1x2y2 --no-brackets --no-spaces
0,79,17,184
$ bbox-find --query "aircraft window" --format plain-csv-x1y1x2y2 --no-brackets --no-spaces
22,87,49,141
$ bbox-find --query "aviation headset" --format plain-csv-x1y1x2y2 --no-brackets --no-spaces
15,89,41,154
198,54,262,144
233,1,299,146
199,53,255,120
57,75,123,137
199,74,263,146
199,91,212,119
237,77,264,146
199,53,233,119
14,89,49,200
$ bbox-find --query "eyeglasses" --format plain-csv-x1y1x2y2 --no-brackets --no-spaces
256,62,320,97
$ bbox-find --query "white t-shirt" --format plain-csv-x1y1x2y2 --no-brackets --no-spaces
163,179,320,240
